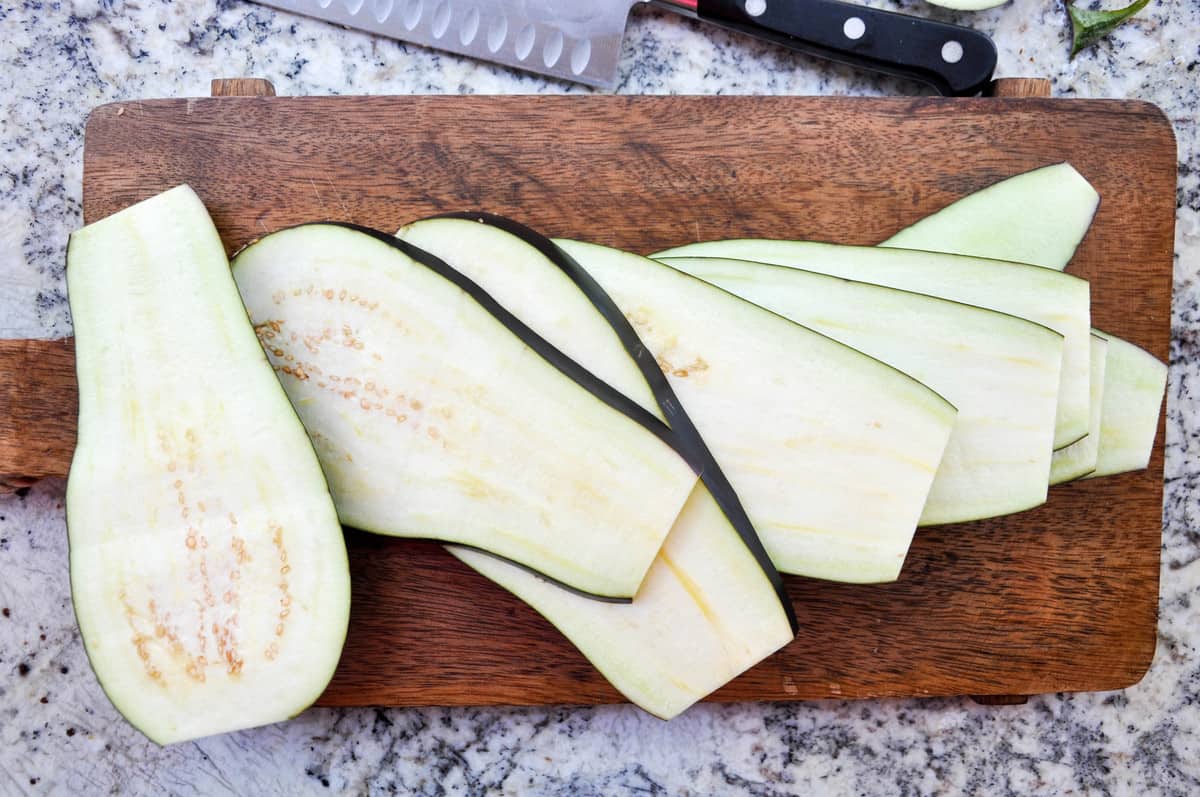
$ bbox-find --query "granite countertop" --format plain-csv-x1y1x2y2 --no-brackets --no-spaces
2,0,1197,793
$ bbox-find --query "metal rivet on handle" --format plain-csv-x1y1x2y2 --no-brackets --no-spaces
745,0,766,16
843,16,865,40
941,40,964,64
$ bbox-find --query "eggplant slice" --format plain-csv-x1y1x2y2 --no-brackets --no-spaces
654,239,1092,452
661,255,1065,525
67,185,350,744
232,223,697,601
879,162,1101,270
403,218,956,584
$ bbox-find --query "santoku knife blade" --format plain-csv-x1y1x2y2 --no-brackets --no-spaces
249,0,997,95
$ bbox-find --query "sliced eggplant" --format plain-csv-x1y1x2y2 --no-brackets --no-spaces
879,163,1101,270
1085,332,1167,478
874,171,1167,483
66,186,350,744
1050,334,1109,484
653,239,1091,451
396,217,661,418
399,215,798,717
404,217,956,581
661,256,1064,525
555,239,956,582
231,224,697,600
451,484,794,720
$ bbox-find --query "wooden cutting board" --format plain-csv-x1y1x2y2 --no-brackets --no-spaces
0,78,1175,707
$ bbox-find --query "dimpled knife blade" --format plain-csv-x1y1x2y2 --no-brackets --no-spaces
251,0,642,88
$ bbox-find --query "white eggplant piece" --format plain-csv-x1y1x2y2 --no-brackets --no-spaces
232,224,697,600
451,484,793,720
661,256,1064,525
554,239,956,582
874,168,1167,483
400,215,798,718
1085,332,1168,478
1050,335,1110,484
879,163,1100,270
67,186,350,744
653,239,1091,451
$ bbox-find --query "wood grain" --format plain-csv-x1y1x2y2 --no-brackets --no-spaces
210,78,275,97
987,78,1053,98
7,87,1174,707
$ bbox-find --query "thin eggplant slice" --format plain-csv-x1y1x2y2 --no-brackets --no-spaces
67,185,350,744
1085,332,1167,478
1050,334,1109,484
879,162,1100,270
407,215,954,583
232,223,697,600
872,169,1166,484
653,239,1091,451
451,484,794,720
662,255,1064,525
401,215,799,717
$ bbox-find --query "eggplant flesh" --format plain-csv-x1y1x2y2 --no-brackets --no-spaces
653,239,1091,452
879,162,1101,270
1084,332,1167,478
872,164,1164,483
452,484,794,720
663,255,1065,525
403,218,956,583
231,223,697,600
66,186,350,744
1050,335,1109,484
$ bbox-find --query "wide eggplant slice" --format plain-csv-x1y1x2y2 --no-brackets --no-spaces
451,484,793,719
661,256,1064,525
653,239,1091,451
1085,332,1167,478
879,163,1101,270
232,224,696,600
66,186,350,744
1050,335,1110,484
399,216,797,717
404,218,956,582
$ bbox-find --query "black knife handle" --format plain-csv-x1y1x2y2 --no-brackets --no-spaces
695,0,997,96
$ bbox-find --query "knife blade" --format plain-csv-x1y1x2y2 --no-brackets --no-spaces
249,0,997,95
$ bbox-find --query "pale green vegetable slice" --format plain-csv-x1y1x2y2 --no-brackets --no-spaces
662,255,1064,524
233,224,697,600
1050,334,1109,484
399,215,796,718
451,484,793,720
874,166,1166,482
1086,332,1167,478
879,163,1100,270
653,239,1090,450
67,185,350,744
557,239,955,582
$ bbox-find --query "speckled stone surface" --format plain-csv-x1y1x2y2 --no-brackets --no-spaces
2,0,1198,793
